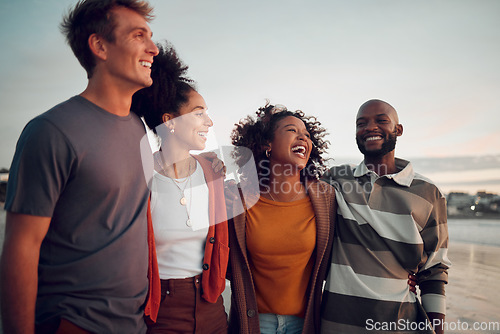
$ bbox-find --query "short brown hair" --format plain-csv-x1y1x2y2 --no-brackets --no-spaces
60,0,154,78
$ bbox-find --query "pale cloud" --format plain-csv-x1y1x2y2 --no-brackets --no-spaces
1,0,500,169
422,132,500,157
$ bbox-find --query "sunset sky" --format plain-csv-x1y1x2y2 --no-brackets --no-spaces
1,0,499,193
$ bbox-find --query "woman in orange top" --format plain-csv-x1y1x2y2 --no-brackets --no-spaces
227,103,337,334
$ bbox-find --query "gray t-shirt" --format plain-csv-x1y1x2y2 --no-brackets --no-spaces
6,96,150,333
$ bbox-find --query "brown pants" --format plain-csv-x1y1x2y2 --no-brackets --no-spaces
55,319,92,334
36,318,92,334
147,275,228,334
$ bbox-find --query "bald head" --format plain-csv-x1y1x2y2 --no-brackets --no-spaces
357,99,399,124
355,99,403,159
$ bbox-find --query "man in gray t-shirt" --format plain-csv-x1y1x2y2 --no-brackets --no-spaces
0,1,159,333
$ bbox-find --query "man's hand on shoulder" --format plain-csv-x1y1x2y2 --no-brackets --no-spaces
199,152,226,177
408,273,417,294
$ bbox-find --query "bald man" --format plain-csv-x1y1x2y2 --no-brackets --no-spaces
321,100,450,334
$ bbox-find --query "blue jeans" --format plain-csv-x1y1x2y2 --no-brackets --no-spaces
259,313,304,334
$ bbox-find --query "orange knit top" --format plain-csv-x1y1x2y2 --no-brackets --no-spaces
246,195,316,317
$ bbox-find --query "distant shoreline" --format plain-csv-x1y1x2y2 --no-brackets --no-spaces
2,205,499,219
448,213,500,220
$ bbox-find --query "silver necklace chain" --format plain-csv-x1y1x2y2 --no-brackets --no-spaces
170,162,192,206
156,153,194,227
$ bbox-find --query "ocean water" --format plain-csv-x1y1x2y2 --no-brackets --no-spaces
447,218,500,247
0,209,498,248
0,210,498,334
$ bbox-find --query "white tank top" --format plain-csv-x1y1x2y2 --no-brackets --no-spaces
150,161,210,279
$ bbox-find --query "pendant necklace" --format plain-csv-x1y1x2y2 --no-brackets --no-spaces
172,164,193,227
170,162,191,205
156,153,194,227
171,160,193,227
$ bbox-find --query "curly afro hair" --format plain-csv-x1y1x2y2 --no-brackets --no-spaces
231,102,330,186
132,41,195,134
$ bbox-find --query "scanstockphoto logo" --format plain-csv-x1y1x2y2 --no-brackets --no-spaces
139,120,332,230
326,163,398,196
365,319,434,332
365,318,500,332
139,130,260,229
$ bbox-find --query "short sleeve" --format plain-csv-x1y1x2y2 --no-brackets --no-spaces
5,118,76,217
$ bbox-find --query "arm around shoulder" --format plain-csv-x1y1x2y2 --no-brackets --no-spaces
419,191,449,334
0,212,51,334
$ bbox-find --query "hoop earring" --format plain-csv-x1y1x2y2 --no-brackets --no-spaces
265,149,271,158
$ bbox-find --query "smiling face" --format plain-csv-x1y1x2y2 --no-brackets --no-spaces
268,116,312,172
167,90,213,151
101,6,159,91
355,100,403,158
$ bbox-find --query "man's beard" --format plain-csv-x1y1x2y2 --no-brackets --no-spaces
356,130,398,158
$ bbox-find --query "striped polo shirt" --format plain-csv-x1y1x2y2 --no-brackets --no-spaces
321,158,450,333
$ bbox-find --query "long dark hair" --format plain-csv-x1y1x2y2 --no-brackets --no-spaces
132,41,196,134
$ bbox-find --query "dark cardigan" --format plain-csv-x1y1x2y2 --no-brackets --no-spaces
227,180,336,334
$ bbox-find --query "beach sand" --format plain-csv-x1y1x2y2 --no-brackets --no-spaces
444,242,500,333
0,210,499,333
228,241,500,333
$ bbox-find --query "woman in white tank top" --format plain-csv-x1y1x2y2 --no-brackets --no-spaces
132,42,229,334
